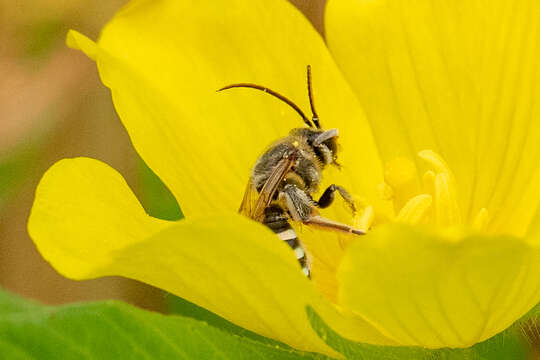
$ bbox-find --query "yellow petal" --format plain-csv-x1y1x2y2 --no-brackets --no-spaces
28,157,172,277
297,226,346,304
326,0,540,235
298,178,374,303
66,30,97,61
528,207,540,239
472,208,489,232
338,224,540,347
28,157,393,355
67,0,388,220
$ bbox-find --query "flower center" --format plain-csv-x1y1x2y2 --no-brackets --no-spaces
356,150,489,232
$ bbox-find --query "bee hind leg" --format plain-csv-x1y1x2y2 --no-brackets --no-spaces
281,184,364,236
304,215,365,235
316,184,356,214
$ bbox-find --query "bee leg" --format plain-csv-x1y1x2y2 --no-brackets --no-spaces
316,184,356,214
280,184,315,222
304,215,365,235
281,184,364,235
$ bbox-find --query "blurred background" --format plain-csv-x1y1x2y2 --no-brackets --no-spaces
0,0,326,311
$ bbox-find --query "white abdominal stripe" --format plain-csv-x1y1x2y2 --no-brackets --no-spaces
262,205,310,277
277,229,296,241
277,228,310,277
293,246,305,260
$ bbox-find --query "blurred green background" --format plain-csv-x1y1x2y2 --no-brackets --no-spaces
0,0,326,312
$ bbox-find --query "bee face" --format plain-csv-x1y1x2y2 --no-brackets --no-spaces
315,138,338,166
322,136,338,155
289,128,340,166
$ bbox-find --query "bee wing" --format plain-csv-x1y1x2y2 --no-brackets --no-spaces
238,180,258,218
238,150,298,222
250,151,298,221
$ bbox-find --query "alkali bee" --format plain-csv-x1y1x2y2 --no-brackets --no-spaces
218,66,364,277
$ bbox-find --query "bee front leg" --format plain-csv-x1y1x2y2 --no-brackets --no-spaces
316,184,356,214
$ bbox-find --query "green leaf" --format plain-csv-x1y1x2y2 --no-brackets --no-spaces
306,306,531,360
165,293,296,350
136,158,183,221
0,291,41,315
0,288,329,359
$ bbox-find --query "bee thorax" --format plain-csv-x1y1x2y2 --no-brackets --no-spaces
252,142,297,190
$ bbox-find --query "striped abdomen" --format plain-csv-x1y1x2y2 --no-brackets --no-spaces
263,205,310,277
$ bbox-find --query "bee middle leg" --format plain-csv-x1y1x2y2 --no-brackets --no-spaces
280,184,315,222
316,184,356,214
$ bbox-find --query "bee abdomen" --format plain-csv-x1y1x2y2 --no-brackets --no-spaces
263,205,310,277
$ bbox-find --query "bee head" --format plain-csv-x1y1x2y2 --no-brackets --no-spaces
290,128,340,167
313,128,340,167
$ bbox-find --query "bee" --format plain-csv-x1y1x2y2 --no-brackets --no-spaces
218,66,364,277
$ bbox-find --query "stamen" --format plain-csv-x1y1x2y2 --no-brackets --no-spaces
434,172,462,226
355,205,374,233
379,150,488,231
418,150,453,177
396,194,432,224
339,205,374,250
423,170,436,196
383,157,419,212
377,182,394,201
418,150,462,227
472,208,489,231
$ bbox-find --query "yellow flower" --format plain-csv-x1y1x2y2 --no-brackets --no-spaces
28,0,540,357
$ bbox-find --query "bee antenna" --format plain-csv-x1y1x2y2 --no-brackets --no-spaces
306,65,320,129
218,83,314,128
